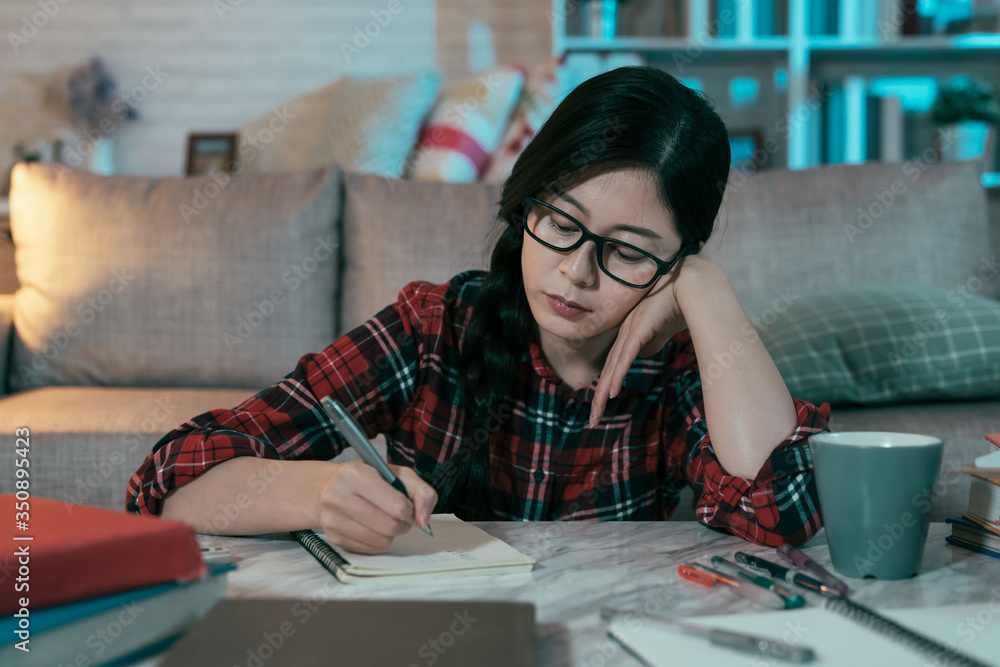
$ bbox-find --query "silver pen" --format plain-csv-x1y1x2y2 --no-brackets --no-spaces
319,396,433,536
602,608,816,663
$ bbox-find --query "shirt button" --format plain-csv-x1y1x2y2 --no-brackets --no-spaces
534,469,545,482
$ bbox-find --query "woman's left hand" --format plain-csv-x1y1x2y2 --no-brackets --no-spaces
589,255,705,427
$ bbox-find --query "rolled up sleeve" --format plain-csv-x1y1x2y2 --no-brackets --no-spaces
126,285,427,516
665,335,831,546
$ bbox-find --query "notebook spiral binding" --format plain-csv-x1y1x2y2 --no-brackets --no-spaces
823,597,993,667
292,529,349,577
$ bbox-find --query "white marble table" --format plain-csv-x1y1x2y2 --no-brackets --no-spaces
177,522,1000,666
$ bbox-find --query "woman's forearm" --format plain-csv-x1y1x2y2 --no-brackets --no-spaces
677,260,798,479
160,457,338,535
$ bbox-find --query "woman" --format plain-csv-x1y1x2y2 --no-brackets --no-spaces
127,66,829,552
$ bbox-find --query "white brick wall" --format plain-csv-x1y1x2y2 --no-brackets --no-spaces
0,0,453,177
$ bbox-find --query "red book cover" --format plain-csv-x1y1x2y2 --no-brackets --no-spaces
2,495,207,615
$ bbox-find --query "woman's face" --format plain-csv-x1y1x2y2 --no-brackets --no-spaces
520,168,684,358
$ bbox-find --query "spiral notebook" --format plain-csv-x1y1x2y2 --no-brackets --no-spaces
292,514,535,584
607,598,1000,666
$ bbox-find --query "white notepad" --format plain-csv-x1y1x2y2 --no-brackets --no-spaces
608,602,1000,666
293,514,536,584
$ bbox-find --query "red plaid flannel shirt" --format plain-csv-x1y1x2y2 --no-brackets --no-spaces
127,271,830,546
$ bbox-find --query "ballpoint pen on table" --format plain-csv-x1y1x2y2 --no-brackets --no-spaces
601,607,816,664
735,551,844,598
319,396,433,537
710,556,806,609
776,544,850,596
678,563,786,610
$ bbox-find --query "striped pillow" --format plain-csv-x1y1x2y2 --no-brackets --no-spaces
405,66,525,182
748,286,1000,405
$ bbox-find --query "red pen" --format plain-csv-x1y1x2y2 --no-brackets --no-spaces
678,563,786,610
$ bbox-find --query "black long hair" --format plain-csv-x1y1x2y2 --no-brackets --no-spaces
432,66,731,519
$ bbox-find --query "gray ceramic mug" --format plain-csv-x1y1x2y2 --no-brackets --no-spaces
808,431,943,580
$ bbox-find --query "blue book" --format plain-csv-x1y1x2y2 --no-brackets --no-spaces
0,562,232,666
945,516,1000,560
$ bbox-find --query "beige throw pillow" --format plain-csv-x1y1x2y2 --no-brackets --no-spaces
9,162,341,390
239,71,441,178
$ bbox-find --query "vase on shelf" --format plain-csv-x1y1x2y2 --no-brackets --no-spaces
88,136,116,175
938,121,993,162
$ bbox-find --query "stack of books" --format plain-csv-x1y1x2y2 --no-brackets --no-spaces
945,435,1000,560
0,496,229,666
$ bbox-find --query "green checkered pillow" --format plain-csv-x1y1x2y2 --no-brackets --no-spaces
747,286,1000,405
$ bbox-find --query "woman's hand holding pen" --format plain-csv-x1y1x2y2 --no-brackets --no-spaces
318,460,437,554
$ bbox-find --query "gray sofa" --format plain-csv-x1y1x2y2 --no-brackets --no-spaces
1,159,997,523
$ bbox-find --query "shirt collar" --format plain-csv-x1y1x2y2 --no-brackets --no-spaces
522,340,668,399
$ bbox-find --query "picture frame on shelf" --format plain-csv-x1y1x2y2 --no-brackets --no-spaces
185,132,237,176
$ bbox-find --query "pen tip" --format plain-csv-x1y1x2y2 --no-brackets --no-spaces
423,524,434,537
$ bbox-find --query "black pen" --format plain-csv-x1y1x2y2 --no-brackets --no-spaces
319,396,433,536
711,556,805,609
735,551,842,598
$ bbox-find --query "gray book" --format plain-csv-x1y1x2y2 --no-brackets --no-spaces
160,598,536,667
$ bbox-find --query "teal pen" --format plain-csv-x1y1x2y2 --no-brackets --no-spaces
710,556,806,609
684,563,787,610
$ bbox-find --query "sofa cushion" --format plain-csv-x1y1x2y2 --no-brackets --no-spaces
0,386,386,511
239,71,441,179
9,162,340,390
748,285,1000,406
0,387,257,510
707,161,995,304
340,173,501,333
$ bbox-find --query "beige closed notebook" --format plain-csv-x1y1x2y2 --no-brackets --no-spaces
293,514,536,584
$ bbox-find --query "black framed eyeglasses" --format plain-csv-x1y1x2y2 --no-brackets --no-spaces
520,196,691,289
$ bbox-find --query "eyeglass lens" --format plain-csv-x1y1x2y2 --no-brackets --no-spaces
525,201,662,286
